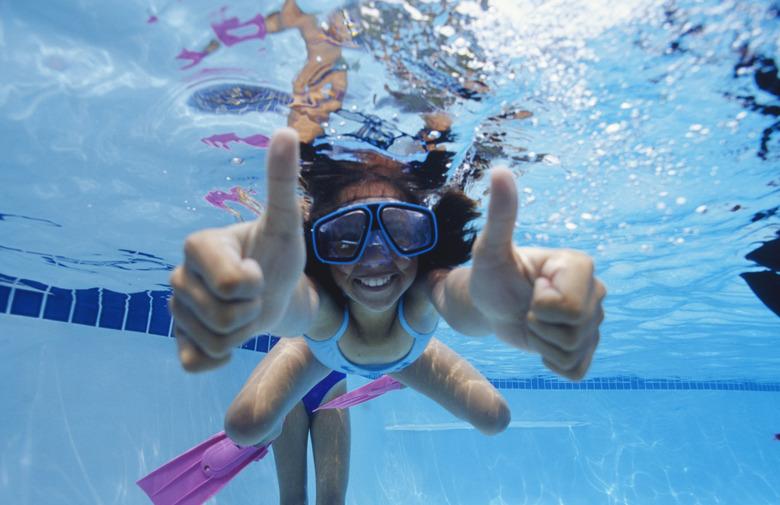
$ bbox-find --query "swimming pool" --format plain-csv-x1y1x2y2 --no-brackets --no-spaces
1,0,778,503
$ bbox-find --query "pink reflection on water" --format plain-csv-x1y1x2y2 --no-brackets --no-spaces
202,133,270,150
176,48,210,70
204,186,264,221
211,13,266,47
176,10,266,71
147,15,158,24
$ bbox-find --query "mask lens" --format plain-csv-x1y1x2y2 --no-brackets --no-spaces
380,206,434,253
315,209,369,261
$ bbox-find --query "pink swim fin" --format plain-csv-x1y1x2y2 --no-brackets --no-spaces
315,375,403,412
137,431,269,505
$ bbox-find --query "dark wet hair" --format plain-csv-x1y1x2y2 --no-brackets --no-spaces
299,142,480,306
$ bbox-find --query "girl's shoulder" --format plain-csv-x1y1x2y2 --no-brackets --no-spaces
400,279,439,336
304,279,347,342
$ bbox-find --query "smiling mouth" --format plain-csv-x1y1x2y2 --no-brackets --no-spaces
354,274,395,291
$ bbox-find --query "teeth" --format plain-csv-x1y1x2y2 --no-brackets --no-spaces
358,275,392,288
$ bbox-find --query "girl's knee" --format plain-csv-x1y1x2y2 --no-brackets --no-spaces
224,402,281,446
473,397,511,436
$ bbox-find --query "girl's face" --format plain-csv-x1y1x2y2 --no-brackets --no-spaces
328,182,419,312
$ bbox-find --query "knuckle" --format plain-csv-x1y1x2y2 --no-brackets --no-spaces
596,279,607,300
558,330,580,352
563,249,595,274
558,295,586,321
176,338,203,372
212,306,238,332
169,267,184,290
557,351,580,371
183,232,206,257
199,334,228,357
168,296,179,316
180,354,203,372
214,273,243,298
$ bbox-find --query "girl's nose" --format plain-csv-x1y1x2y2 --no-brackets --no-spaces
360,230,394,268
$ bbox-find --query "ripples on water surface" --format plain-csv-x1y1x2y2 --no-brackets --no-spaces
0,0,778,379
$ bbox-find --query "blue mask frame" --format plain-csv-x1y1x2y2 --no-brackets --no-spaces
310,201,438,265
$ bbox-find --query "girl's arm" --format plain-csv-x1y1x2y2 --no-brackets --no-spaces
424,267,492,337
170,130,320,372
268,275,344,340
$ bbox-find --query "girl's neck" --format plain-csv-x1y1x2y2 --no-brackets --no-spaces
348,299,399,343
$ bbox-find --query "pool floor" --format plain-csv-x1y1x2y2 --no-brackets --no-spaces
2,315,778,504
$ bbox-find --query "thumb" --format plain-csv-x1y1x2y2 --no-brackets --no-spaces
479,167,518,251
260,128,302,241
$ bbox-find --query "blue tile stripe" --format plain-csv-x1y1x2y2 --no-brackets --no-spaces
1,272,779,393
486,376,780,392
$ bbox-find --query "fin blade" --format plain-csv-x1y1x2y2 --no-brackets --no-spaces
137,432,227,501
315,375,402,411
137,432,270,505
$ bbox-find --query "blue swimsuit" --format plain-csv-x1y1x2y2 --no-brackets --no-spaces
304,297,438,380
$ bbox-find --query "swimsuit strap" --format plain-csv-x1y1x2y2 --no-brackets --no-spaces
397,296,438,339
331,306,350,341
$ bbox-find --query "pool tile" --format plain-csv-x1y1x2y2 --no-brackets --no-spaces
10,289,44,318
43,287,74,322
125,292,151,333
72,288,100,326
0,285,11,313
256,334,270,352
240,337,257,351
99,289,127,330
148,290,172,336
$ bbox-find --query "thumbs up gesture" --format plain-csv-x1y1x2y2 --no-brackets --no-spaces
169,129,307,371
469,168,606,380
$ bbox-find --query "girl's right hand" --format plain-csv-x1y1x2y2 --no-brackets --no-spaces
169,129,306,372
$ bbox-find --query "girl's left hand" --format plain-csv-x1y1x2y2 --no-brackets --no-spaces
469,168,606,380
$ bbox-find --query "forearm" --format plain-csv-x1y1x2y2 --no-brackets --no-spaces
428,267,492,337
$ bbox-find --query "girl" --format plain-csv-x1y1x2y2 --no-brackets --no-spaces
170,128,605,446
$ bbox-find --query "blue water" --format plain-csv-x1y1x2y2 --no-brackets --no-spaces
1,0,779,503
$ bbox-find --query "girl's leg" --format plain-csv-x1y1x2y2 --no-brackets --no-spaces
225,337,331,446
272,402,310,505
391,338,511,435
310,379,350,505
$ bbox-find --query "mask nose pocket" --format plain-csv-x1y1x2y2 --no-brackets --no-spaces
360,230,394,267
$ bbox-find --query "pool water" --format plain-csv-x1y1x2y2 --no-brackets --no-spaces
1,0,778,503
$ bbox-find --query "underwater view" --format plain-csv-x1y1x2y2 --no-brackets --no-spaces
1,0,779,503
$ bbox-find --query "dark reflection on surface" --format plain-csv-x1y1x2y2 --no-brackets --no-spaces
741,232,780,318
